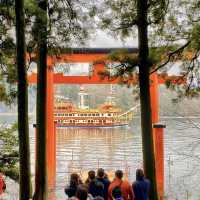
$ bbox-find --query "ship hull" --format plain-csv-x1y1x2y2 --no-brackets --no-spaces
56,123,129,128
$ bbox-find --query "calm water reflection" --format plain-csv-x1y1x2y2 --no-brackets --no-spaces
56,127,143,199
1,117,200,200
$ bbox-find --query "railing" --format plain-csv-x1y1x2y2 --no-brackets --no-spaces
55,149,143,188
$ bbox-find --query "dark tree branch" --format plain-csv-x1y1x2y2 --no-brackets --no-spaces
150,40,191,74
113,20,138,31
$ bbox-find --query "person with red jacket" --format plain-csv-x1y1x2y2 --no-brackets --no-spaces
0,173,6,195
108,170,134,200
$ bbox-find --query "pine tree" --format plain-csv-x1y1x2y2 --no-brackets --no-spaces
15,0,32,199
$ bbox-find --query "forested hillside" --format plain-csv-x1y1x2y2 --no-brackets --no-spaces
0,85,199,117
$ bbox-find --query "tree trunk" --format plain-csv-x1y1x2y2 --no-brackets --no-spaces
137,0,158,199
33,0,48,199
15,0,32,199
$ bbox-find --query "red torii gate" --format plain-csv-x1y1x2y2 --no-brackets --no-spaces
28,48,185,199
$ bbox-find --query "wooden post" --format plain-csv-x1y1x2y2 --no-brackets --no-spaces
150,72,165,200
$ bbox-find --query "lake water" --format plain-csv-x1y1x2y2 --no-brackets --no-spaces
1,117,200,200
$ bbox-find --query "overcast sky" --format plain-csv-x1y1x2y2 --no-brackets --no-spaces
87,30,138,48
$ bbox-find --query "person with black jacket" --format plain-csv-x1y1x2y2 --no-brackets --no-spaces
96,168,110,200
65,173,82,198
87,170,104,198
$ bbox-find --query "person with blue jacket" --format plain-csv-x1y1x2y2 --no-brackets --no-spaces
132,169,150,200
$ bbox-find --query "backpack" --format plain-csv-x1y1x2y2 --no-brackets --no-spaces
112,181,123,199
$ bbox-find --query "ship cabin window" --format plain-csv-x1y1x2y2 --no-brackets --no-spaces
91,120,94,123
96,113,99,116
108,113,111,116
88,120,91,123
80,114,83,116
88,114,91,116
84,114,87,116
92,114,95,116
69,114,72,116
101,114,104,117
70,120,72,123
103,120,106,123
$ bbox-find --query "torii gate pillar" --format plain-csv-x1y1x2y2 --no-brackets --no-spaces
34,59,56,199
46,59,56,193
150,72,165,200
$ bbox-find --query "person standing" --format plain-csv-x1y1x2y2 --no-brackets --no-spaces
108,170,134,200
0,173,6,195
96,168,110,200
87,170,104,198
132,169,150,200
85,170,96,186
65,173,82,198
76,185,89,200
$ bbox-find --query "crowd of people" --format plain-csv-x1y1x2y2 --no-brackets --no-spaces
65,168,150,200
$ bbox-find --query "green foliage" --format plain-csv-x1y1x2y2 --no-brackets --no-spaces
0,1,16,104
96,49,139,86
0,0,94,106
100,0,168,37
165,78,200,99
99,0,200,95
0,123,19,181
24,0,38,16
191,24,200,51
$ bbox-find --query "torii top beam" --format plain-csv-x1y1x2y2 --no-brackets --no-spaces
27,48,186,85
